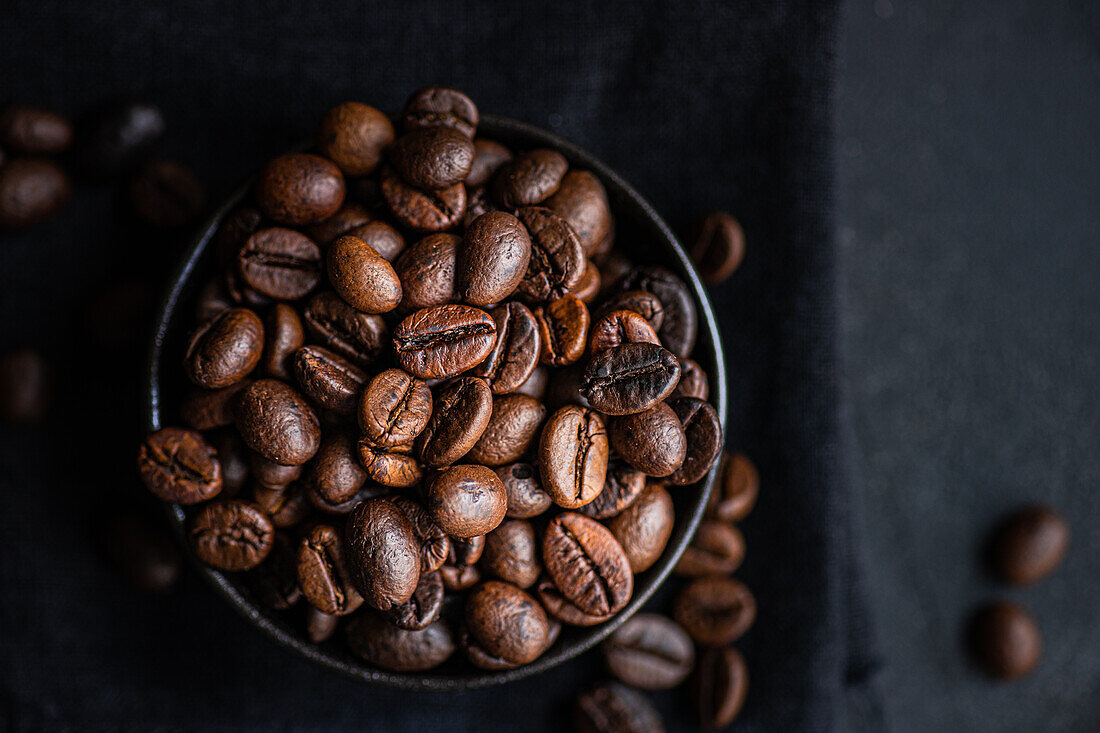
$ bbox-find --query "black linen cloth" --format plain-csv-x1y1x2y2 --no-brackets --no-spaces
0,1,877,730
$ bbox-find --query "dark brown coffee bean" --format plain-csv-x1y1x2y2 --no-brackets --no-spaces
306,432,368,505
341,219,406,261
426,464,507,538
249,451,302,489
393,233,460,311
710,452,759,523
128,159,205,228
460,620,524,673
602,613,694,690
0,105,72,153
381,165,466,232
573,260,602,303
543,512,632,616
675,576,756,646
463,185,496,227
213,206,264,266
539,405,608,508
516,206,585,302
481,520,541,588
693,646,749,728
675,520,745,577
989,505,1070,585
465,139,512,187
292,345,367,414
402,86,479,138
458,211,532,305
579,458,646,520
390,495,451,574
346,613,455,672
306,608,341,643
582,342,681,415
969,601,1042,679
185,307,264,388
441,564,481,592
0,348,50,423
667,397,722,485
73,100,164,178
418,376,493,467
261,304,304,380
387,570,444,631
255,153,345,226
544,170,613,256
303,203,373,247
0,158,71,228
235,379,321,466
211,431,249,498
690,212,746,285
515,364,550,400
393,304,496,380
236,228,322,300
620,267,697,357
357,444,423,488
535,575,613,626
595,290,665,333
390,126,475,190
358,368,432,449
189,500,274,571
303,291,388,366
308,482,388,515
468,394,546,467
345,498,421,611
245,532,300,609
472,302,540,394
252,480,310,528
497,462,552,519
224,267,273,310
316,102,394,176
138,427,222,504
574,682,665,733
493,149,569,208
608,483,675,572
326,234,402,314
295,523,365,615
671,357,709,400
535,294,590,366
465,580,549,665
449,534,486,566
589,309,660,354
101,511,182,593
609,402,687,477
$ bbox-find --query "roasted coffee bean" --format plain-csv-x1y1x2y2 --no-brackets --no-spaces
393,233,460,311
390,495,450,574
534,294,589,366
390,126,475,190
667,397,722,485
674,576,756,646
101,511,182,593
304,203,373,247
185,307,264,388
497,462,551,519
602,613,694,690
316,101,394,176
252,481,310,528
465,580,549,665
465,139,513,187
237,228,322,300
194,275,236,322
308,481,388,516
295,523,365,615
0,104,72,154
676,520,745,577
515,364,550,400
969,601,1042,679
138,427,222,504
211,431,249,498
303,291,388,366
536,575,614,626
581,342,680,415
481,520,541,588
544,170,613,256
0,158,71,228
235,379,321,466
690,212,746,285
693,646,749,728
381,165,466,232
345,498,421,611
358,368,432,449
609,402,687,477
449,534,487,566
573,260,601,303
426,464,507,538
402,86,478,137
989,505,1070,586
710,452,759,523
357,444,423,488
578,458,646,520
418,376,493,467
472,302,540,394
255,153,345,226
326,234,402,314
589,309,660,354
129,159,205,228
468,394,546,467
346,613,456,672
74,100,164,178
189,500,274,571
620,267,697,357
594,290,665,333
543,512,632,616
493,149,569,208
306,608,341,643
441,564,481,592
463,185,495,227
246,533,300,609
539,405,608,508
574,682,665,733
341,219,406,261
292,345,367,414
261,304,304,380
249,451,302,489
516,206,585,302
392,304,496,380
213,206,264,266
458,211,532,305
608,482,675,572
387,570,444,630
671,357,709,400
0,348,50,423
224,268,273,310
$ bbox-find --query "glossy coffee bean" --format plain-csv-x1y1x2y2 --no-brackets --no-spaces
261,304,304,380
304,203,372,247
602,613,694,690
308,482,388,516
539,405,608,508
392,304,496,380
468,394,546,467
426,464,507,538
74,100,164,178
589,310,660,354
620,267,697,357
515,206,585,302
674,576,756,646
574,682,665,733
393,233,460,311
326,234,402,314
497,462,552,519
0,348,50,423
358,368,432,449
441,564,482,593
303,291,388,366
609,402,687,477
316,101,394,176
465,139,512,187
581,342,680,415
676,520,745,577
346,613,455,672
185,307,264,388
211,431,249,498
671,356,709,400
128,159,205,228
292,345,367,414
578,458,646,520
387,570,444,631
608,483,675,572
357,444,423,488
101,511,182,593
381,165,466,232
235,379,321,466
710,452,759,522
418,376,493,467
248,451,302,489
667,397,722,485
402,86,479,138
341,219,406,262
693,646,749,728
544,170,613,257
534,294,589,366
543,512,632,616
493,149,568,208
0,158,71,228
472,302,540,394
252,480,310,528
969,601,1042,679
306,608,341,643
594,290,665,333
345,498,421,611
390,126,475,190
463,185,495,227
536,575,614,627
237,228,322,300
449,534,487,567
189,500,274,571
690,212,746,285
390,495,451,574
138,427,222,504
255,153,345,226
465,580,549,665
307,432,367,505
245,533,300,609
572,260,601,303
296,524,365,615
458,211,532,305
481,520,541,588
989,505,1070,585
0,104,72,154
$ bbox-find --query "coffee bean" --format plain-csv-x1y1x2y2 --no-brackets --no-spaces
224,267,273,310
675,520,745,577
572,260,602,303
252,481,310,528
693,646,749,728
539,405,608,508
544,170,613,256
129,159,205,228
516,206,585,302
472,302,540,394
393,233,460,311
667,397,722,485
345,498,421,611
402,86,479,138
594,290,665,333
325,234,402,314
589,309,660,354
292,345,367,414
0,158,71,228
497,462,552,519
100,511,182,593
357,368,432,449
574,682,665,733
237,228,322,300
465,139,512,187
533,575,611,627
463,185,495,227
674,576,756,646
381,165,466,232
989,505,1070,585
465,580,549,665
481,520,541,588
671,356,709,400
235,379,321,466
185,307,264,388
393,304,496,380
308,482,388,516
390,495,451,574
303,203,373,247
620,267,697,357
306,432,368,505
543,512,632,616
609,402,687,477
578,458,646,520
306,607,341,643
189,500,274,571
493,149,569,208
969,601,1042,679
710,452,759,523
418,376,493,467
690,212,745,285
316,102,394,176
0,104,72,154
441,564,482,593
602,613,694,690
390,126,475,190
0,348,50,423
608,483,675,573
211,431,249,498
346,613,455,672
534,294,590,366
255,153,345,226
138,427,222,504
248,451,302,489
387,570,444,631
357,444,423,488
449,534,487,567
581,342,681,415
245,532,300,609
303,291,389,366
74,100,164,178
214,206,264,266
457,211,532,305
467,394,546,467
341,219,406,261
261,304,304,381
426,464,507,538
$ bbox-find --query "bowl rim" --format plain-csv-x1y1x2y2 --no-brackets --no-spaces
145,113,728,690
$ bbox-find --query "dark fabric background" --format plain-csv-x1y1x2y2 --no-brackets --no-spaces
0,1,872,730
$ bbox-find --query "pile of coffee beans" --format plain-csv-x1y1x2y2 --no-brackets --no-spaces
138,86,724,675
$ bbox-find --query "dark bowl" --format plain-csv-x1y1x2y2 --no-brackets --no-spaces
145,114,728,690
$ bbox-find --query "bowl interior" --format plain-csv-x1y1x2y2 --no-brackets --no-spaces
146,114,728,690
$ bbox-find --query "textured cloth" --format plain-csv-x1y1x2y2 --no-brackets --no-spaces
0,1,871,730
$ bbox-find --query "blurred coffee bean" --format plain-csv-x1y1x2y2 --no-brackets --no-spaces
969,601,1042,680
602,613,694,689
693,646,750,728
674,576,756,646
0,348,50,423
129,159,205,228
710,452,759,523
100,510,181,593
574,682,665,733
690,212,746,285
0,104,73,154
675,520,745,577
0,158,70,228
989,504,1070,585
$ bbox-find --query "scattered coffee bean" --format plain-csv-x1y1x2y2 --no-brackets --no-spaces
544,170,613,256
465,580,549,666
234,379,321,466
515,206,585,302
0,104,73,154
667,397,722,485
0,158,71,228
989,504,1070,586
578,458,646,520
620,266,698,357
380,165,466,232
292,345,368,414
358,368,432,449
418,376,493,468
74,100,165,178
393,233,460,310
307,432,368,505
327,234,402,313
129,159,205,228
261,304,304,381
303,291,388,366
675,520,746,577
471,301,541,394
969,601,1042,679
390,126,475,190
574,682,665,733
602,613,694,690
534,293,590,366
0,348,50,423
346,613,456,672
184,307,264,389
588,309,660,354
249,451,302,489
465,139,512,187
594,290,665,333
674,576,756,646
690,212,746,285
710,452,759,523
390,494,451,574
671,356,709,400
459,211,531,306
693,646,749,728
387,570,444,631
497,461,552,519
467,393,546,467
392,304,496,379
